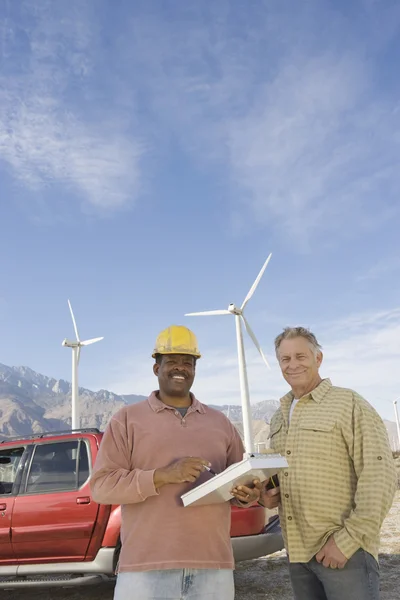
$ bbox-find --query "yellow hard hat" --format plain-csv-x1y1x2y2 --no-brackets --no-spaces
152,325,201,359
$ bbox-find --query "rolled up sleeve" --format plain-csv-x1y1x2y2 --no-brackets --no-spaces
333,401,397,559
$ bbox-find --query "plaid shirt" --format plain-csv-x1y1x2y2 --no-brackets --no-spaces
269,379,396,562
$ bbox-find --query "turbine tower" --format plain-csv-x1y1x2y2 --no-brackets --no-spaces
185,254,272,455
62,300,103,430
394,399,400,451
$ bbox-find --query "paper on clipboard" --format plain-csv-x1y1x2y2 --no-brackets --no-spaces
181,454,288,507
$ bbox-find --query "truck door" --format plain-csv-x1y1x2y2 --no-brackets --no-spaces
0,446,26,565
12,439,99,563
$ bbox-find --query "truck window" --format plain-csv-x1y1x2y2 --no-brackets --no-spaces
25,440,91,494
0,447,24,495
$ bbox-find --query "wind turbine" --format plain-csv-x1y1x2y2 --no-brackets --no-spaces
62,300,103,430
393,398,400,451
185,253,272,455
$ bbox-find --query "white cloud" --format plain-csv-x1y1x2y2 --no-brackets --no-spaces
0,96,144,210
357,258,400,283
123,2,400,241
318,309,400,401
2,0,400,232
0,1,145,212
224,53,400,242
105,306,400,420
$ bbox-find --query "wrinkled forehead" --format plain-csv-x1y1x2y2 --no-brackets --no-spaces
277,337,316,357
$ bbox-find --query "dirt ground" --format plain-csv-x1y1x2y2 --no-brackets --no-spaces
6,491,400,600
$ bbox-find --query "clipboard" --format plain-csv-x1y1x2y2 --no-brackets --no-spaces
181,454,288,507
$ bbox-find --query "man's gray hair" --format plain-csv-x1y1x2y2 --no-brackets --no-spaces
274,327,322,356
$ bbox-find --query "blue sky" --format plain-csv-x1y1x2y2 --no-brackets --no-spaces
1,0,400,421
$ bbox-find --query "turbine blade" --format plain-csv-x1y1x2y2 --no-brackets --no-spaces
241,253,272,310
77,346,81,365
241,316,271,369
185,310,231,316
80,337,104,346
68,300,80,342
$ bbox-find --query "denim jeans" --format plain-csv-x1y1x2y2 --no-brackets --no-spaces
113,568,234,600
289,549,380,600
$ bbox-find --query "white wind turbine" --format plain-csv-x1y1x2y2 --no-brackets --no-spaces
393,398,400,451
62,300,104,430
185,254,272,455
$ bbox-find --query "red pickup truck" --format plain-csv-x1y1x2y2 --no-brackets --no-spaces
0,429,283,589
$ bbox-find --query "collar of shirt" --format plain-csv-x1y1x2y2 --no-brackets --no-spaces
147,391,206,415
280,378,332,424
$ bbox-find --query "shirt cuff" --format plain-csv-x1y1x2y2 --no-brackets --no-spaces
231,497,257,508
333,528,360,560
136,469,160,501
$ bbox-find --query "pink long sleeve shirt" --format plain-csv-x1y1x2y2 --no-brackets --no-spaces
90,391,245,572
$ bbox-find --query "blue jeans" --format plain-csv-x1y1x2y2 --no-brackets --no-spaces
113,569,234,599
289,549,380,600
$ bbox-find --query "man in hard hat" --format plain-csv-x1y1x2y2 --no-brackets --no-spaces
90,325,260,600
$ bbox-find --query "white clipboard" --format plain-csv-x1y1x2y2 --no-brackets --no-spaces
181,454,288,507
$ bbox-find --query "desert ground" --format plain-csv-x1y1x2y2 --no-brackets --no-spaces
6,489,400,600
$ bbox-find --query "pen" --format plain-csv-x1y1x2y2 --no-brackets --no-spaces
266,474,279,490
204,465,217,475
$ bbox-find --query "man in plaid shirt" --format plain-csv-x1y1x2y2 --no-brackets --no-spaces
260,326,396,600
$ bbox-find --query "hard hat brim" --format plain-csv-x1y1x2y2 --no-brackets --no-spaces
151,350,201,359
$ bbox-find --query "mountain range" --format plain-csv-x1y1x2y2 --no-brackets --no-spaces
0,363,146,438
0,363,398,451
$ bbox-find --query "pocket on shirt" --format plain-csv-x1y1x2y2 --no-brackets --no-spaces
298,420,336,460
268,420,285,454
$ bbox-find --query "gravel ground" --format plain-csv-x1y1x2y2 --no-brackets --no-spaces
5,491,400,600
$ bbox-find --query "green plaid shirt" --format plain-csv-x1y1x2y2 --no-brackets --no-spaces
269,379,396,562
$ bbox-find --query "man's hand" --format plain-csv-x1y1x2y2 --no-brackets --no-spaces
259,485,281,509
231,479,262,504
154,457,210,489
315,536,348,569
